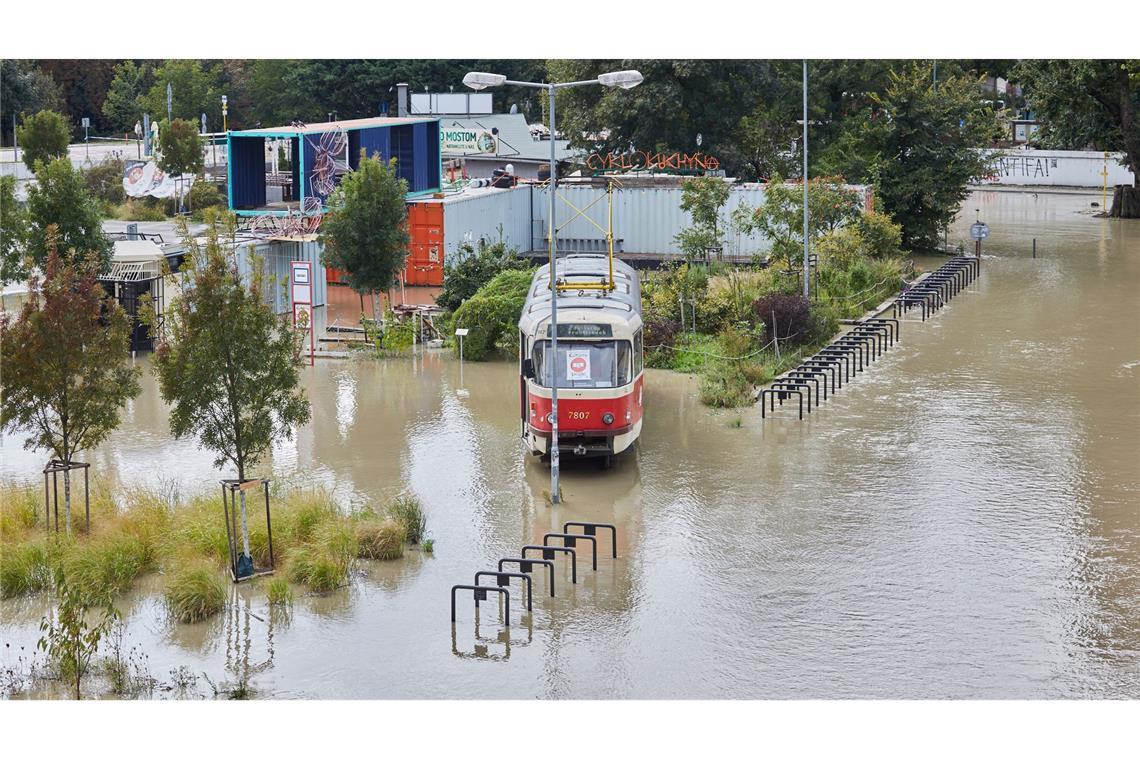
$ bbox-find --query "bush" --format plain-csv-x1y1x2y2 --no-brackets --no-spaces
188,179,225,217
857,211,903,258
114,198,167,222
717,324,754,359
164,562,226,623
266,578,292,607
753,293,814,346
64,533,151,602
451,268,533,360
16,110,70,172
286,522,356,593
380,311,415,353
355,519,406,560
82,158,126,207
386,495,426,545
437,235,529,312
699,362,755,408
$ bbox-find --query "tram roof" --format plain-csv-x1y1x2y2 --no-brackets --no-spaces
520,255,643,332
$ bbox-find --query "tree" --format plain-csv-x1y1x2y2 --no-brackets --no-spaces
24,157,112,272
1,175,30,286
38,568,119,699
451,269,534,360
732,175,864,265
320,153,410,318
144,60,225,125
674,176,731,261
0,61,62,146
870,65,1002,249
102,61,153,133
38,60,118,134
152,214,311,572
1013,59,1140,217
15,110,71,172
0,244,142,534
157,118,204,211
436,234,528,313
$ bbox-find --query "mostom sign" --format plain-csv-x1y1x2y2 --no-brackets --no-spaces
441,128,497,154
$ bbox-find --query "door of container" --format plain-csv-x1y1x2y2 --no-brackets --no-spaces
403,201,444,286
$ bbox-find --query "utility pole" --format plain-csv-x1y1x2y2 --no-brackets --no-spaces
166,82,173,123
802,59,810,299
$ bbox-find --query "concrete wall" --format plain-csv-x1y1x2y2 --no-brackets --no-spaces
978,149,1135,188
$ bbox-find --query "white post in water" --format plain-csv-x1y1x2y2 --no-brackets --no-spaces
462,68,643,506
803,59,810,299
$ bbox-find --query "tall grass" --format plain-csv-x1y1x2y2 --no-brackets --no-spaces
0,542,52,598
164,562,226,623
386,495,426,545
1,484,41,540
355,519,406,560
286,522,357,593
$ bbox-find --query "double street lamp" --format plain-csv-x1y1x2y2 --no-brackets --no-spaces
463,69,643,504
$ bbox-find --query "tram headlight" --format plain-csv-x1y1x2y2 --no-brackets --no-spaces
602,412,614,425
546,413,555,424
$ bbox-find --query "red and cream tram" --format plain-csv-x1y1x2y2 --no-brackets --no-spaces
518,254,644,465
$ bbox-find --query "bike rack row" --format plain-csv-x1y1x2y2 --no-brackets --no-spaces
450,522,618,626
761,317,900,420
891,256,979,321
761,255,980,420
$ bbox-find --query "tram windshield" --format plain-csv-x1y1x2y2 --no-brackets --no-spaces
532,340,632,388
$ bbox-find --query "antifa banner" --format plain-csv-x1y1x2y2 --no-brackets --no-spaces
122,160,195,199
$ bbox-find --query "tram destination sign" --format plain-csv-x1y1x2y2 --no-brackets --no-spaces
547,323,612,338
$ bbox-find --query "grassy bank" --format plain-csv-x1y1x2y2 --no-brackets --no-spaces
0,482,430,620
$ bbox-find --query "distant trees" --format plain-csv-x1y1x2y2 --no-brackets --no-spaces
24,157,112,272
15,110,71,172
0,61,62,146
144,60,225,125
0,245,142,534
320,153,410,317
1013,59,1140,217
733,176,863,266
102,61,153,133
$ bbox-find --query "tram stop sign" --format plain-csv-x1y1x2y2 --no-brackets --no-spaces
970,221,990,241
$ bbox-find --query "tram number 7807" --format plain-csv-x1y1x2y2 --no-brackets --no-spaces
568,410,591,421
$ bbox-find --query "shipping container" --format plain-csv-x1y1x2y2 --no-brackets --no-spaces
404,201,444,286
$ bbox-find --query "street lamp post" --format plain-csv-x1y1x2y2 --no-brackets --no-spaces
802,59,810,299
463,69,643,505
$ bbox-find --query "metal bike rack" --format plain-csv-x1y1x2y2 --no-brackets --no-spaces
475,570,533,612
771,380,814,412
817,345,861,373
563,522,618,559
760,387,803,419
451,584,510,624
522,544,578,584
800,358,844,389
498,557,556,597
785,369,827,400
543,532,599,572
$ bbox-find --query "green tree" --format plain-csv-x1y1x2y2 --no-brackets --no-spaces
24,157,112,272
15,110,71,172
144,60,224,125
38,568,119,699
1013,59,1140,217
674,176,731,261
152,214,311,571
157,118,204,211
870,65,1002,249
320,153,410,317
1,175,30,286
732,175,864,265
0,244,142,534
102,61,153,133
0,61,62,146
38,60,118,134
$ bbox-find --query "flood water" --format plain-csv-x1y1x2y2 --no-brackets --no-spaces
2,190,1138,698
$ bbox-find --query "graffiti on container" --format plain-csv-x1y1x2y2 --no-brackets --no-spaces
585,150,721,173
239,197,324,240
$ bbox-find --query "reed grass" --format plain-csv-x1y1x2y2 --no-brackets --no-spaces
286,522,357,593
164,562,226,623
386,495,426,545
0,484,41,541
355,519,406,560
0,541,52,598
265,578,292,606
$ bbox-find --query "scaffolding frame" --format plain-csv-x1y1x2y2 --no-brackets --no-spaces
545,177,622,293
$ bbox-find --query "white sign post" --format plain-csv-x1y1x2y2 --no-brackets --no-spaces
291,261,314,366
969,219,990,266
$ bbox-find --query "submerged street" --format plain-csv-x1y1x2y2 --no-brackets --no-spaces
2,190,1138,698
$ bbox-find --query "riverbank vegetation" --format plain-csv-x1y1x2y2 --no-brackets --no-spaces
0,480,431,612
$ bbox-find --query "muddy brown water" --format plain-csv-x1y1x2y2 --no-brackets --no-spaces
2,190,1138,698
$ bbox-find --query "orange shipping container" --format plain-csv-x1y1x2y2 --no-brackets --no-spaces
403,201,444,286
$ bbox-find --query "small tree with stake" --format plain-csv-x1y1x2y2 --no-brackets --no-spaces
152,213,310,577
0,237,142,534
320,152,410,322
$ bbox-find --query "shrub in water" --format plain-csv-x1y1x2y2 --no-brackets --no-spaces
356,519,406,560
164,563,226,623
64,533,150,602
0,542,52,598
753,293,813,346
265,578,292,607
1,485,41,539
386,495,426,545
699,363,755,408
286,523,356,593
